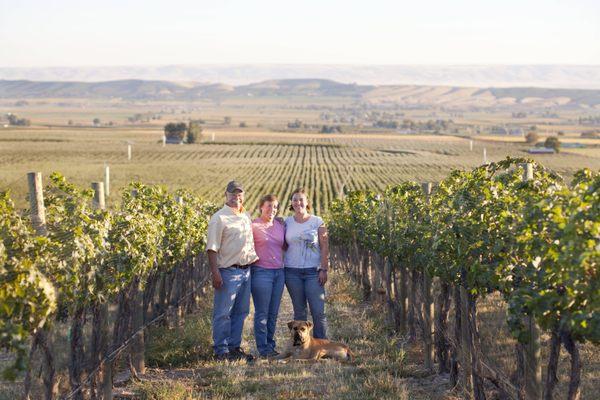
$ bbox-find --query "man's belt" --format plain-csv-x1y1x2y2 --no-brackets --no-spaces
230,263,252,269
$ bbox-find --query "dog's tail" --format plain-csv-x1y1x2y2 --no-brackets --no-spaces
346,347,356,362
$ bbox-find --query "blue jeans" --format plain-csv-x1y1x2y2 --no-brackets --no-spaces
251,266,285,355
284,267,328,339
212,267,251,355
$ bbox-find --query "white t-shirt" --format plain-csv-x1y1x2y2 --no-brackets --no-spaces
284,215,324,269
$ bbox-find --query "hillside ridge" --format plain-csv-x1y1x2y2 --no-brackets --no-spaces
2,78,600,108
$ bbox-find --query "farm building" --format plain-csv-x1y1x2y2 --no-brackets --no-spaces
166,137,185,145
528,147,555,154
397,128,417,134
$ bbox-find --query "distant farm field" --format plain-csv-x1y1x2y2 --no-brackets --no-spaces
2,125,599,214
2,98,599,212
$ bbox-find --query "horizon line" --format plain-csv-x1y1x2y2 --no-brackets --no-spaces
2,62,600,69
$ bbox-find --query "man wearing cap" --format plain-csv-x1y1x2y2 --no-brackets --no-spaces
207,180,258,362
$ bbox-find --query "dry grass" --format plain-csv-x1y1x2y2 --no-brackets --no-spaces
476,293,600,400
2,273,597,399
118,273,436,400
562,147,600,159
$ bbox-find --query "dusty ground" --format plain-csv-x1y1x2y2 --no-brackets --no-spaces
2,272,596,399
115,273,455,400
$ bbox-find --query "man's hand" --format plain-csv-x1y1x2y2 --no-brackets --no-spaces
212,269,223,289
207,250,222,289
318,270,328,286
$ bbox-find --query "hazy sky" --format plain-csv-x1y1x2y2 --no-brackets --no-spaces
1,0,599,67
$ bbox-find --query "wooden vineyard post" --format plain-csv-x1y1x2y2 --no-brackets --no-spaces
129,189,145,376
459,268,474,397
104,164,110,198
421,182,434,371
91,182,112,400
384,199,399,328
371,253,382,302
407,268,418,340
170,195,184,328
129,277,145,377
483,148,487,164
435,280,451,374
367,252,374,301
383,258,395,326
361,250,371,301
25,172,57,400
338,183,345,200
450,286,461,388
523,162,534,181
28,172,47,235
522,162,542,400
127,144,132,161
91,182,106,210
396,263,408,334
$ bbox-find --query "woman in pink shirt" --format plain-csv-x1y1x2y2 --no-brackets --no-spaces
251,194,286,358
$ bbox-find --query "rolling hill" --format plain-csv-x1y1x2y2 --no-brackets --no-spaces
1,78,600,109
2,64,599,88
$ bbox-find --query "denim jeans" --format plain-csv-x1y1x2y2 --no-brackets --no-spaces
284,267,328,339
251,266,285,355
212,267,251,355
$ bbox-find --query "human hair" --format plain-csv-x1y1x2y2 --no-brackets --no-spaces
258,194,279,210
288,187,311,211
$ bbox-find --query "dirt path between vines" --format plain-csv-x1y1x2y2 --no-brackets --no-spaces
115,273,455,400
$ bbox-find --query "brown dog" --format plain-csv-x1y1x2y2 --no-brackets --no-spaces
278,320,354,361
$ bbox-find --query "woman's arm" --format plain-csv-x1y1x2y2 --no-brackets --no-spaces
277,218,288,251
318,225,329,285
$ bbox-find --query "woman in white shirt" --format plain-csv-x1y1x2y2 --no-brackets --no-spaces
283,187,329,339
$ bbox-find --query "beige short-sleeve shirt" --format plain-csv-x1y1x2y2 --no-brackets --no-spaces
206,205,258,269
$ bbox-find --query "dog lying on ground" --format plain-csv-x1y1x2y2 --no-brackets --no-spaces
277,320,354,361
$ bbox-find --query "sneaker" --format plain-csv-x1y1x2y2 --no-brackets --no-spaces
229,347,255,362
264,350,280,358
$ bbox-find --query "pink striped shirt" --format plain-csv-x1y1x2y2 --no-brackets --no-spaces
252,218,285,269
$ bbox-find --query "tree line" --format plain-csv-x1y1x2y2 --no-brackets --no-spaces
163,121,203,144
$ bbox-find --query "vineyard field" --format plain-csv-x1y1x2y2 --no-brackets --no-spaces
1,124,598,399
2,127,599,214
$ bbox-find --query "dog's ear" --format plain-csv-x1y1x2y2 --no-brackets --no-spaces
287,321,295,330
306,321,314,330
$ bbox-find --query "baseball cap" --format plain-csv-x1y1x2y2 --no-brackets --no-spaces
226,180,244,193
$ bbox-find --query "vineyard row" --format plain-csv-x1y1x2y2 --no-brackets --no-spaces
326,157,598,400
1,172,217,399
